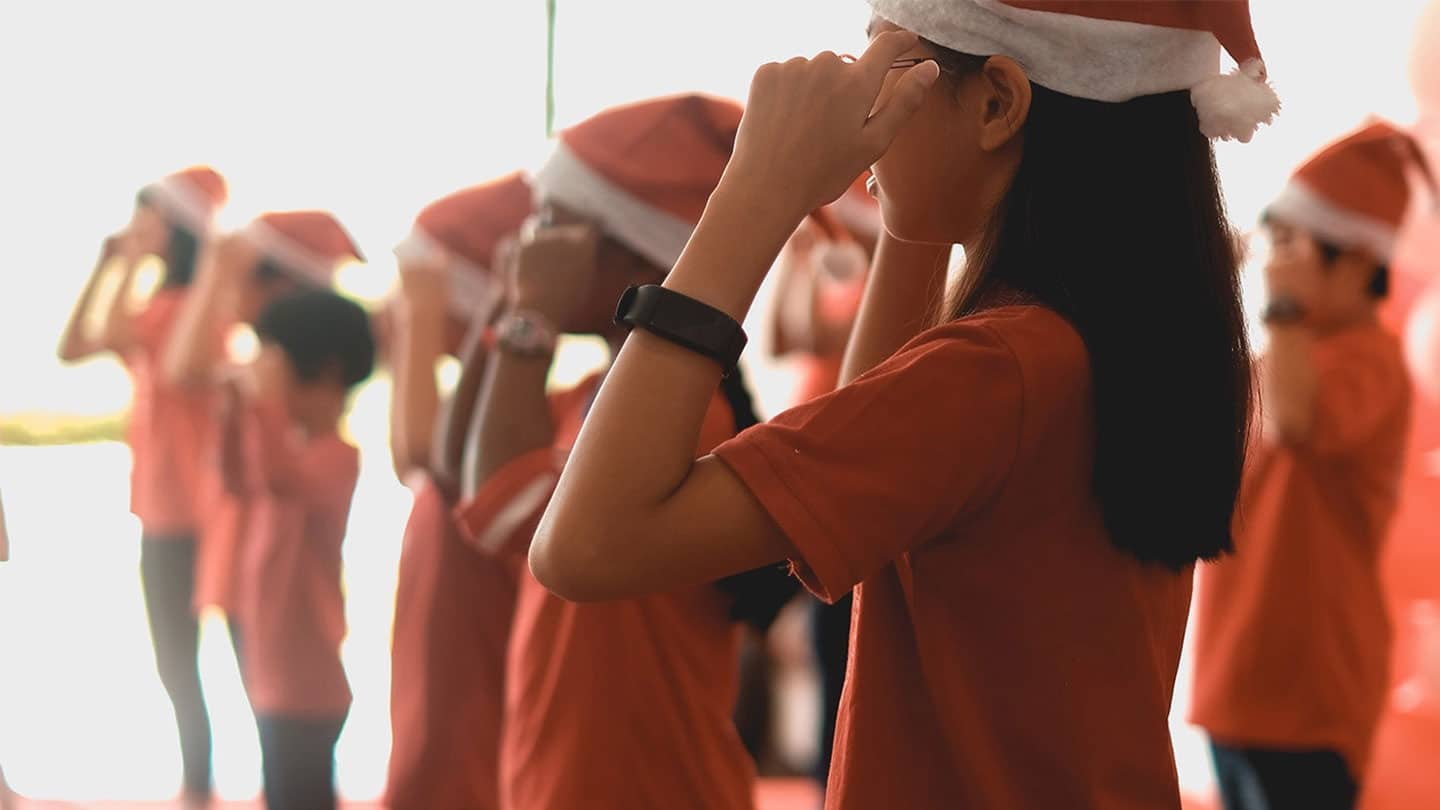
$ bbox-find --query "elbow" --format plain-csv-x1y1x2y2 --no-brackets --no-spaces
528,515,625,603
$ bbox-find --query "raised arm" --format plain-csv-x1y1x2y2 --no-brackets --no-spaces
430,316,493,501
1260,323,1319,444
57,236,124,363
163,233,247,390
530,33,939,601
837,233,951,386
387,263,449,484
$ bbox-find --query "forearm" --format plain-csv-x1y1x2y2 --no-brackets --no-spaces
541,187,792,529
99,260,143,354
463,345,556,498
388,305,446,482
57,253,113,362
162,259,228,389
1263,325,1319,443
431,322,491,500
532,186,799,593
838,234,950,386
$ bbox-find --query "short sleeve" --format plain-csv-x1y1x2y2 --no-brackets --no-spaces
713,323,1025,602
1304,330,1410,457
453,448,561,557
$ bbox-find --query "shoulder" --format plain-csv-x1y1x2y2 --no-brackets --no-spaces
892,305,1089,397
1319,323,1410,388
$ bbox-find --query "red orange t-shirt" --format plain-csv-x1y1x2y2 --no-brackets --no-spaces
454,376,756,810
1190,321,1412,776
123,289,218,536
714,305,1194,809
225,399,359,716
385,473,519,810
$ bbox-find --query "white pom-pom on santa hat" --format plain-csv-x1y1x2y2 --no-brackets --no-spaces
1191,59,1281,144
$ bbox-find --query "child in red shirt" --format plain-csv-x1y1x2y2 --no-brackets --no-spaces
55,167,228,809
219,289,376,810
383,175,530,810
1191,120,1425,809
528,6,1275,809
454,95,792,810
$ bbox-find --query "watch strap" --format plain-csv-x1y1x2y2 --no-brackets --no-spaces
614,285,747,375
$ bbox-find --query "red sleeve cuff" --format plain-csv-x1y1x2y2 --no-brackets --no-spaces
713,438,857,604
452,447,560,557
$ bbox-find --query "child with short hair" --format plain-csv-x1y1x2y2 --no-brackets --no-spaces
218,288,375,810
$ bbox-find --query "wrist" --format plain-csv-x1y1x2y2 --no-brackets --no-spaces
495,308,559,359
1262,295,1309,327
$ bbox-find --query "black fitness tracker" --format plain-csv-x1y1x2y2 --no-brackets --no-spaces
614,284,748,375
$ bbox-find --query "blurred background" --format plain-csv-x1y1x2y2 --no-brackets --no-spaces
0,0,1437,806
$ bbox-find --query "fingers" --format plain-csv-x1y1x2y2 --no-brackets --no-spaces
856,30,920,88
862,60,939,153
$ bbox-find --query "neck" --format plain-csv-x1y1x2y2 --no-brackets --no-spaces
297,398,344,438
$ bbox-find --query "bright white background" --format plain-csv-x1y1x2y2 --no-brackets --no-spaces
0,0,1432,802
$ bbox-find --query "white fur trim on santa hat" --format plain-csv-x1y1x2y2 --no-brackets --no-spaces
870,0,1221,103
533,141,697,270
1267,181,1399,263
242,219,341,286
393,228,500,318
144,176,216,233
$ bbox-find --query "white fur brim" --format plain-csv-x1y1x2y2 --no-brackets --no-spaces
1267,180,1398,262
870,0,1221,102
532,141,697,271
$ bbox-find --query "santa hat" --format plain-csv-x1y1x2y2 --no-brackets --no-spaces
394,173,533,317
869,0,1279,142
1266,120,1437,263
533,93,743,270
242,210,364,286
139,166,229,233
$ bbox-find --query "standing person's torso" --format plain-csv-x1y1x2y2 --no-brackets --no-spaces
123,289,217,536
501,380,756,810
1191,321,1413,777
716,305,1195,809
386,473,519,810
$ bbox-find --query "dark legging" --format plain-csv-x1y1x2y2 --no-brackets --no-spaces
1210,741,1359,810
256,713,347,810
139,535,211,799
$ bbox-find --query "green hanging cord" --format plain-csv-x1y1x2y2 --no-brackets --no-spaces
545,0,557,137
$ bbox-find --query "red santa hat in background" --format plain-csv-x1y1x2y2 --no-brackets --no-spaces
242,209,364,286
394,173,534,319
1266,119,1436,265
139,166,229,233
868,0,1278,142
533,93,743,270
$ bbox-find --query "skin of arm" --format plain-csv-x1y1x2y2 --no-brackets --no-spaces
57,237,125,362
163,233,251,391
387,265,449,485
528,32,937,601
432,316,494,501
1261,324,1320,445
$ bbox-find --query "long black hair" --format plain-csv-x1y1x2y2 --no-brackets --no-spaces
933,47,1252,570
134,189,202,289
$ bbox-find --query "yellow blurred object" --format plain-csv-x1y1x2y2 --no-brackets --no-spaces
0,410,127,446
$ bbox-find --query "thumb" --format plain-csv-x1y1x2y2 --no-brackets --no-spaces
862,60,939,154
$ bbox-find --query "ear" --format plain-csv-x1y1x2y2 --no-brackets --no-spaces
976,56,1031,152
